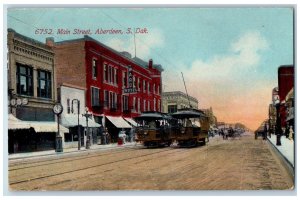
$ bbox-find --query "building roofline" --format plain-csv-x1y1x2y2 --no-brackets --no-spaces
8,28,53,51
162,91,198,102
59,83,86,91
55,35,164,72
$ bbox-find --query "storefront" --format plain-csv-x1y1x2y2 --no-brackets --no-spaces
8,114,68,153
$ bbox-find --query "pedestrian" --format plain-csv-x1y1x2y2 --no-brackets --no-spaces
289,126,294,140
129,127,135,143
102,128,107,145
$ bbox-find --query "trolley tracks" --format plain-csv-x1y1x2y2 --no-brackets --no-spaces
9,146,189,186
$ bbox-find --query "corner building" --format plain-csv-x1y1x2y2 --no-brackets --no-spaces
51,36,163,142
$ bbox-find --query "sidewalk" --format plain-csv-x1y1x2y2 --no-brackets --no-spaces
267,134,294,167
8,142,139,160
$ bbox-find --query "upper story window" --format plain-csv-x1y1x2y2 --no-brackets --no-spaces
37,70,52,99
103,64,108,82
16,63,33,96
147,82,150,94
143,80,146,92
104,90,109,108
91,87,100,106
92,59,97,79
154,98,156,111
114,68,118,85
123,71,127,87
123,95,129,111
138,78,140,91
157,85,160,95
108,66,111,83
153,84,156,94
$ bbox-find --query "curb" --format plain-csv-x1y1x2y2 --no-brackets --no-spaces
266,138,295,180
8,143,139,161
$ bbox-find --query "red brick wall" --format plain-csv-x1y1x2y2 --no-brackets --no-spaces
54,41,86,89
85,40,162,117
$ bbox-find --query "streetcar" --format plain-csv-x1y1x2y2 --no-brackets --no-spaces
171,108,209,147
134,111,175,147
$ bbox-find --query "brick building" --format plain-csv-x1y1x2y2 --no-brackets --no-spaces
278,65,294,128
51,35,163,142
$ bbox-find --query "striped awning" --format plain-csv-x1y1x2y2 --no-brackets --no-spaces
106,116,132,128
61,114,101,128
123,117,139,127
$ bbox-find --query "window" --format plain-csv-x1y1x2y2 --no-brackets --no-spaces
133,97,136,111
92,59,97,79
158,100,161,112
154,98,156,111
108,66,111,83
168,105,177,113
16,63,33,96
37,70,52,98
138,78,140,91
123,95,129,111
148,82,150,94
109,92,117,109
158,85,160,94
91,87,100,106
123,71,127,87
67,98,70,114
138,98,141,113
143,99,146,111
114,68,117,84
133,76,136,88
153,84,156,94
104,90,109,108
148,101,150,111
143,80,146,92
103,64,107,82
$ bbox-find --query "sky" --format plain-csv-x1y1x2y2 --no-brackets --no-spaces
6,7,294,130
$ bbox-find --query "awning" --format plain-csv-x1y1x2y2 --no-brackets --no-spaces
8,114,69,133
28,122,69,133
106,116,132,128
61,114,101,128
8,114,31,130
123,117,139,127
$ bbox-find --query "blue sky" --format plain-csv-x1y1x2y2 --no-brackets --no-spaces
6,7,294,129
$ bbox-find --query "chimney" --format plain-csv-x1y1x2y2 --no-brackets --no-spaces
46,37,54,47
149,59,153,69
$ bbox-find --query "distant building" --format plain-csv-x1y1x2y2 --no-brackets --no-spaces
278,65,294,128
161,91,198,113
201,107,217,127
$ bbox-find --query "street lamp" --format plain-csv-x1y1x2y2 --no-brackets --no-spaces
82,107,92,149
274,97,282,146
72,99,81,150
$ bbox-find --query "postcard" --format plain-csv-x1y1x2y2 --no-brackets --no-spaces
5,6,295,193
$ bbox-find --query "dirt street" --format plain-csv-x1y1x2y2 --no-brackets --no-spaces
8,132,294,191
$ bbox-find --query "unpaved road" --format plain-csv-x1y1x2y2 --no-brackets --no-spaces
8,132,294,191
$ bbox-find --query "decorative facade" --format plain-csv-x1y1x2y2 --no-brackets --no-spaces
7,29,56,121
161,91,198,113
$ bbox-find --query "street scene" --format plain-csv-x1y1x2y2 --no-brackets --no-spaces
8,133,293,190
5,7,295,192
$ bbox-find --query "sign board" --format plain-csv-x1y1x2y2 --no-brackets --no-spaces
123,66,137,93
123,88,137,94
